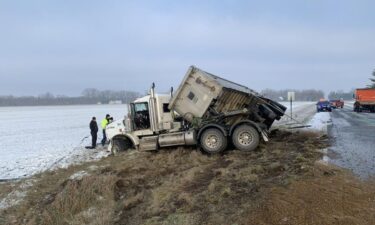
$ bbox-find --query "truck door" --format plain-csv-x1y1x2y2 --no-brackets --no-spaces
130,102,151,130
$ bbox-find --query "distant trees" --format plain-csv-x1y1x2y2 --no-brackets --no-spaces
368,69,375,88
0,89,141,107
328,90,355,100
261,89,325,101
81,88,140,105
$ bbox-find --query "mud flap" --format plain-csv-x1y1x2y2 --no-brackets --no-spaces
261,130,269,142
108,142,113,152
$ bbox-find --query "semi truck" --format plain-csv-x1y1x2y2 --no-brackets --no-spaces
106,66,287,154
354,88,375,112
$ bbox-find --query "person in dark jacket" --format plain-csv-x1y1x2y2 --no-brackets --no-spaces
90,117,99,149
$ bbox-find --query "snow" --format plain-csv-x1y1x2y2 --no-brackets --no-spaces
273,102,316,128
0,190,26,210
0,102,331,181
274,101,333,134
69,171,89,180
278,102,317,120
0,105,128,180
307,112,332,133
0,180,34,210
278,101,315,109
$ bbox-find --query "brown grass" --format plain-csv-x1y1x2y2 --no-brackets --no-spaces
3,130,373,225
248,162,375,225
39,175,117,225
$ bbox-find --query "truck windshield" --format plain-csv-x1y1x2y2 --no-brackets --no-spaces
135,102,148,112
133,102,151,130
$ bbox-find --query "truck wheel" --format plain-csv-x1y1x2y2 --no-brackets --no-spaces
232,125,260,152
111,138,132,155
200,128,227,154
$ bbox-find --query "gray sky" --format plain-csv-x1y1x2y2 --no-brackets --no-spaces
1,0,374,96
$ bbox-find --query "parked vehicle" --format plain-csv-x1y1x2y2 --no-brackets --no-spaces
317,100,332,112
330,99,344,109
354,88,375,112
106,66,286,154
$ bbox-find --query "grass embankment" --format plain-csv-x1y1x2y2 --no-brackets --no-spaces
1,131,374,225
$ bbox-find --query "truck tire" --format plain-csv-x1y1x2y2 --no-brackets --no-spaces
200,128,227,154
111,138,132,155
232,125,260,152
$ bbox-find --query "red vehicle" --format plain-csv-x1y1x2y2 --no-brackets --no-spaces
354,88,375,112
330,99,344,109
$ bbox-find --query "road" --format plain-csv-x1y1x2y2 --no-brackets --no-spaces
328,104,375,178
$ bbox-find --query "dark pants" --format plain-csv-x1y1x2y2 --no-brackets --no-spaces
91,132,97,148
101,129,107,146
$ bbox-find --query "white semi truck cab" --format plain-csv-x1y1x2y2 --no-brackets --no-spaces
106,66,286,154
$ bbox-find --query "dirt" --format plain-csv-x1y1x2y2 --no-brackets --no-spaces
1,130,375,225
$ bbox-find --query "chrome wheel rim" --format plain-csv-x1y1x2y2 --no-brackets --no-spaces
238,131,253,146
205,134,219,149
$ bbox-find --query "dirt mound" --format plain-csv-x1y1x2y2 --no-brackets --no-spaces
3,130,364,225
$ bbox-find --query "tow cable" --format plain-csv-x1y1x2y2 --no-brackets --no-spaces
48,135,90,170
279,113,312,129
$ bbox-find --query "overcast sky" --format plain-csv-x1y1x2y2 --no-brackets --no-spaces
1,0,374,96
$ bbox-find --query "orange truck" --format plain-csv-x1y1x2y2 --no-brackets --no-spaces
354,88,375,112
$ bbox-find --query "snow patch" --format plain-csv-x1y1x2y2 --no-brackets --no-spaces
51,147,111,170
308,112,332,133
69,171,89,180
0,180,34,210
274,102,316,128
0,190,26,210
88,165,99,171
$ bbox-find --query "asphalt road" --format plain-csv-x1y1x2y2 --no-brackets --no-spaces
328,104,375,179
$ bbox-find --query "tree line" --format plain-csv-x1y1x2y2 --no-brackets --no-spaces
327,90,355,100
0,89,141,107
368,69,375,88
260,89,325,101
326,69,375,100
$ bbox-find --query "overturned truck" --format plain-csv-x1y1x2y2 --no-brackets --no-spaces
106,66,287,154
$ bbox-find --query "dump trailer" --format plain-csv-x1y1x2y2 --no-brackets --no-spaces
106,66,287,154
354,88,375,112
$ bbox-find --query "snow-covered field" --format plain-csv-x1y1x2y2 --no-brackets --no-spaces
0,102,332,180
0,105,127,180
278,101,315,109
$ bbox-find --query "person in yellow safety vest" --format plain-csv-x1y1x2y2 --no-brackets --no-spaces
101,114,111,146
